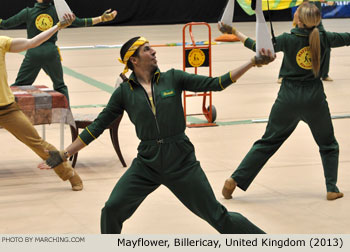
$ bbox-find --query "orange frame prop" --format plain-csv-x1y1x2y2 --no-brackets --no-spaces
182,22,217,127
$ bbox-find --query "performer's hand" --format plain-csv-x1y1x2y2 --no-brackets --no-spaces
101,9,117,22
40,150,67,169
57,13,76,30
218,21,236,35
251,49,276,67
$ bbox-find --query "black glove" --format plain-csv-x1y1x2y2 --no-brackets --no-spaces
45,150,67,168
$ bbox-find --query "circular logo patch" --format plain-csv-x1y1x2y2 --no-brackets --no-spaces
35,14,54,31
296,46,312,70
188,49,205,67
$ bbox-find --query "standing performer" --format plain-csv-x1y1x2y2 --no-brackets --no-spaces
219,2,347,201
39,36,275,233
0,13,83,191
0,0,117,103
278,0,333,83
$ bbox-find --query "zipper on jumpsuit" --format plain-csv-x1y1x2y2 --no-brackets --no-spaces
140,82,161,138
140,82,164,172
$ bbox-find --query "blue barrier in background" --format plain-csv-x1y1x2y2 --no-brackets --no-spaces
322,1,350,18
292,2,350,19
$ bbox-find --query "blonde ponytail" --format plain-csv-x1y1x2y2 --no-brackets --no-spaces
298,2,321,77
309,27,320,76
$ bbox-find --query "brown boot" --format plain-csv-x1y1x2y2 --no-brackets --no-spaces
69,171,83,191
222,177,237,199
326,192,344,200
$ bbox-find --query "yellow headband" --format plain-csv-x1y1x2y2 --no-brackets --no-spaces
118,37,149,75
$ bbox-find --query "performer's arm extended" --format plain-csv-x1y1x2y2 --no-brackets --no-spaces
9,13,75,53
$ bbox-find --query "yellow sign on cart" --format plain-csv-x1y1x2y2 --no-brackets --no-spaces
185,48,209,68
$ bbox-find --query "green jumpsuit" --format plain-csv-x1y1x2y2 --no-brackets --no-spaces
232,28,350,193
78,68,265,234
0,2,93,102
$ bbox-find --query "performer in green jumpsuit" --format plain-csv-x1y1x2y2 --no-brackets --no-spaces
278,0,332,83
0,0,116,102
219,2,346,201
39,36,275,233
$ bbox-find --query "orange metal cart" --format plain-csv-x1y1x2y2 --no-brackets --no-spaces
182,22,217,127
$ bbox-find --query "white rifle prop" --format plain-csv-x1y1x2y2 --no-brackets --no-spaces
254,0,275,57
219,0,235,29
54,0,73,24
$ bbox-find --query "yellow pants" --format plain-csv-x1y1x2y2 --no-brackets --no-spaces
0,102,73,180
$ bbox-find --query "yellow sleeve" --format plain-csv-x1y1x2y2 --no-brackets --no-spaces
0,36,13,52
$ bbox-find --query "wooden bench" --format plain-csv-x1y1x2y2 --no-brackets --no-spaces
69,113,127,168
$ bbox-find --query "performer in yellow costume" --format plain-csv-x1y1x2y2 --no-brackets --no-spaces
0,13,83,191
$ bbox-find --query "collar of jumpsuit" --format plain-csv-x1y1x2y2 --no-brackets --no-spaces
35,2,51,8
127,69,161,90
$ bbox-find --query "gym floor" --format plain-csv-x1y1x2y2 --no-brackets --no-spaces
0,19,349,234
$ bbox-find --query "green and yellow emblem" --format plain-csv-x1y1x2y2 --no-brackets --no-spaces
188,49,206,67
296,46,312,70
35,14,54,31
161,89,175,98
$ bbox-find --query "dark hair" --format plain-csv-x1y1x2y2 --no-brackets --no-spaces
42,0,53,3
120,36,141,71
